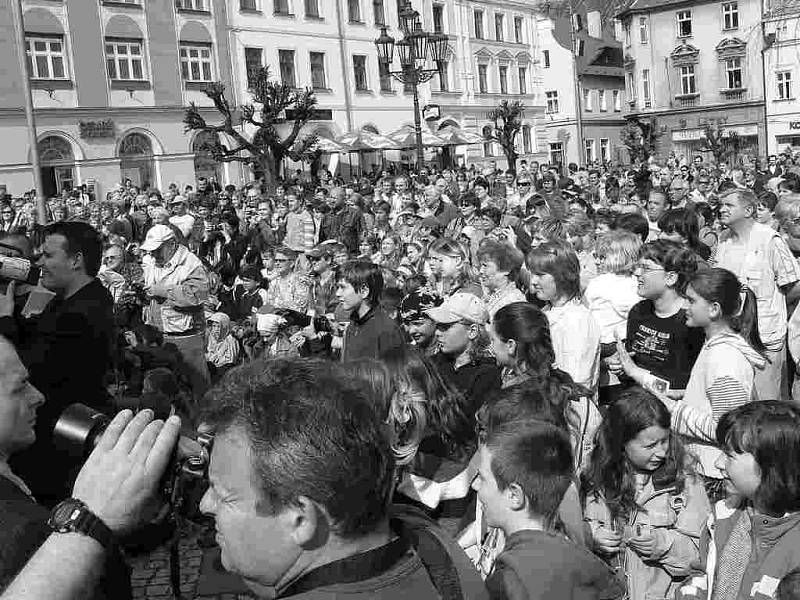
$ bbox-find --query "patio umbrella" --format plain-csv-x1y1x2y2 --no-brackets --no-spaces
437,126,484,146
314,136,345,154
336,129,397,151
387,125,446,149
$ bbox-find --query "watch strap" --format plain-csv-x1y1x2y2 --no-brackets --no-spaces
50,499,115,550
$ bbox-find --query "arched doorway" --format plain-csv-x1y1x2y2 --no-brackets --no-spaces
119,132,154,188
39,136,75,197
192,131,221,183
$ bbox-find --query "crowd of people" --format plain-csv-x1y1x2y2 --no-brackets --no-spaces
3,150,800,599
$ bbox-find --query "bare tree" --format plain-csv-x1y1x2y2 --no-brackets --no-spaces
485,100,525,171
184,66,319,191
621,117,661,164
701,122,743,166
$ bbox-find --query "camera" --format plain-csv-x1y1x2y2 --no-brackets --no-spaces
53,403,213,520
0,255,40,285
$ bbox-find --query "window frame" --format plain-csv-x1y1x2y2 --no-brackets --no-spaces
474,9,484,39
598,89,607,111
518,65,527,94
438,60,449,92
310,51,327,89
722,1,739,30
105,38,147,82
278,48,296,88
677,10,692,37
175,0,209,11
179,42,214,83
522,125,532,154
477,63,488,93
498,65,508,94
600,138,610,163
642,68,651,107
239,0,258,10
542,49,550,68
353,54,368,91
304,0,320,18
725,57,742,89
25,35,69,81
432,3,444,33
514,16,524,44
244,46,263,88
347,0,362,23
679,64,696,94
778,70,793,100
613,89,621,111
373,0,384,25
378,60,392,92
545,90,559,114
274,0,291,15
639,16,648,44
583,88,593,111
584,138,596,164
494,13,504,41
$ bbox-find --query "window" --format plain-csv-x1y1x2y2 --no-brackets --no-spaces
274,0,290,15
179,44,213,82
474,10,484,39
310,51,326,88
542,49,550,68
240,0,257,10
613,89,621,111
725,57,742,89
722,2,739,30
478,64,488,93
105,40,145,81
626,71,636,100
379,61,392,91
176,0,209,10
518,66,527,93
373,0,385,25
642,69,651,107
583,88,592,111
576,39,585,56
495,13,504,41
778,70,793,99
514,17,524,43
483,126,494,156
353,55,368,90
279,49,296,87
680,64,696,94
305,0,319,17
573,13,583,31
598,89,607,111
584,138,596,163
432,3,444,33
600,138,610,163
438,61,449,91
25,36,68,80
677,10,692,37
348,0,361,22
624,23,631,47
639,16,648,44
549,142,564,165
545,90,559,113
244,47,262,87
499,65,508,94
522,125,532,153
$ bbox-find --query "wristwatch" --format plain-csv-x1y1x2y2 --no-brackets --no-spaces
47,498,115,551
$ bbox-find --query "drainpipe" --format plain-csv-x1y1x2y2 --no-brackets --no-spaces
760,16,770,155
335,0,354,133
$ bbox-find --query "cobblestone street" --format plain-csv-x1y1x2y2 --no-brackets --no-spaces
128,533,255,600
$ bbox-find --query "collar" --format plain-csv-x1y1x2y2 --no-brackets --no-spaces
0,461,33,498
350,305,376,325
277,536,409,598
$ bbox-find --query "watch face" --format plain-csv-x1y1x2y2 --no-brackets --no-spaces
50,499,81,528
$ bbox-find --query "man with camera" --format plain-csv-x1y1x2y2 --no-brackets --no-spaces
1,222,115,506
4,357,486,600
140,223,210,400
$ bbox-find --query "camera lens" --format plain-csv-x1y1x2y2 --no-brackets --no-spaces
53,403,110,459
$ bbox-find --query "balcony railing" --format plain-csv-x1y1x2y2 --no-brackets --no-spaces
721,88,747,101
675,93,699,107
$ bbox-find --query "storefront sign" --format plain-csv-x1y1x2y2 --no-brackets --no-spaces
672,124,757,142
422,104,441,121
789,121,800,130
78,119,115,139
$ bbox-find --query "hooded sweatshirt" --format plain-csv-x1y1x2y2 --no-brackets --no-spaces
672,331,766,478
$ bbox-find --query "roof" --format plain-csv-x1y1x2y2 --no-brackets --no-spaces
616,0,720,18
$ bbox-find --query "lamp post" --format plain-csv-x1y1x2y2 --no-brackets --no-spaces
375,0,448,168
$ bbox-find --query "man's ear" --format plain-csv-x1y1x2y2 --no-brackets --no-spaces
285,495,324,548
505,482,527,512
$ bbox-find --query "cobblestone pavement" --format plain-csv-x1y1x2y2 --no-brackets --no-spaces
128,533,255,600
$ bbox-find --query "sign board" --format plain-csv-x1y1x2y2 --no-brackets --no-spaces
672,124,758,142
422,104,441,121
78,119,115,139
789,122,800,130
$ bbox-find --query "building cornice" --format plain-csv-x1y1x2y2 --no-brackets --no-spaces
626,99,765,118
0,105,221,120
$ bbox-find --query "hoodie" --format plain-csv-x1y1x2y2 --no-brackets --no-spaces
672,331,766,478
486,529,624,600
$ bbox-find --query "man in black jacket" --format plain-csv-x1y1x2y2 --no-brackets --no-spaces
2,222,114,506
321,187,363,253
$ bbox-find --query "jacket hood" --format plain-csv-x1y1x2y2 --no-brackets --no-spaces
705,331,767,371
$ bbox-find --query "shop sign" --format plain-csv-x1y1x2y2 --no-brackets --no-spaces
789,121,800,130
78,119,115,139
672,124,758,142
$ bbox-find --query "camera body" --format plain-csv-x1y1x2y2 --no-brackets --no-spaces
53,403,213,520
0,255,40,285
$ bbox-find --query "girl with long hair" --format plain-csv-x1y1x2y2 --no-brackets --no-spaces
582,388,710,600
485,301,601,472
526,240,601,391
619,267,766,497
657,208,711,261
427,237,482,298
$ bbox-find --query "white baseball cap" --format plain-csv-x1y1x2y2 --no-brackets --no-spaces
140,224,176,251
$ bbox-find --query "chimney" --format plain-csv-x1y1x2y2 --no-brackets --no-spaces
587,10,602,37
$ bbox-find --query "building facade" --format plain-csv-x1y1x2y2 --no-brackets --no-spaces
0,0,231,197
617,0,765,163
538,1,626,168
763,1,800,154
226,0,548,175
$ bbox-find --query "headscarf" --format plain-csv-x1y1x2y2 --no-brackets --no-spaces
206,312,238,367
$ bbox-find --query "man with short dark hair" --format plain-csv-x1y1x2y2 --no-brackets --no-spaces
336,260,404,361
199,358,488,600
320,187,363,253
1,221,115,505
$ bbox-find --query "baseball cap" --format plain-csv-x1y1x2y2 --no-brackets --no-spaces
170,195,187,205
140,224,176,251
306,245,332,259
399,291,443,322
425,292,488,325
239,265,262,281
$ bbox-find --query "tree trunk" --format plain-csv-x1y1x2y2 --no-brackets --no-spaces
256,154,278,194
504,143,518,172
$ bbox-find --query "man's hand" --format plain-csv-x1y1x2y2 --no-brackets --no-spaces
591,525,622,555
146,283,169,299
0,280,15,318
72,409,181,536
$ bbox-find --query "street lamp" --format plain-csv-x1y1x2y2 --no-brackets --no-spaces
375,0,448,167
